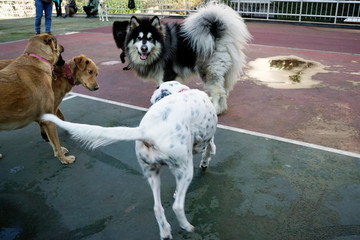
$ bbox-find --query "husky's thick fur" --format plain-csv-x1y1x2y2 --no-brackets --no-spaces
125,2,251,114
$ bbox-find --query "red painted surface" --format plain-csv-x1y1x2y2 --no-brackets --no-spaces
1,21,359,153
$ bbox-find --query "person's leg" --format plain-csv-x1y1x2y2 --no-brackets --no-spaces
59,0,62,16
54,1,59,16
64,5,69,17
83,6,91,17
35,0,44,34
69,7,75,16
44,1,53,33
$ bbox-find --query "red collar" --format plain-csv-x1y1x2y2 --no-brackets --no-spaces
178,89,188,93
24,52,53,72
65,62,75,87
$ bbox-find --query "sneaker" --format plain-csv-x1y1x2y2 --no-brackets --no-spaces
36,31,40,35
46,32,51,35
63,14,69,18
86,15,90,18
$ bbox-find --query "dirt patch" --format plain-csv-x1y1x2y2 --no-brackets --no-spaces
245,55,329,89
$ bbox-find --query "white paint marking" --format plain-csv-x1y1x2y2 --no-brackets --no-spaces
63,93,360,159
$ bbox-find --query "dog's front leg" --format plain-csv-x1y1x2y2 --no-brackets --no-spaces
41,121,75,164
200,137,216,170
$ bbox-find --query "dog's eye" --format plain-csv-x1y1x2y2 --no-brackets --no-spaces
148,36,153,41
88,70,93,74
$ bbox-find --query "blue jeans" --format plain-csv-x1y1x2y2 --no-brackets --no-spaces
35,0,53,33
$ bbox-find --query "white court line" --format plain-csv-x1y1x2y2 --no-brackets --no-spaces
249,43,360,56
66,92,148,111
64,92,360,159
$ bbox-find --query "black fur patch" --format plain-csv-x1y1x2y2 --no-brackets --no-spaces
155,89,172,103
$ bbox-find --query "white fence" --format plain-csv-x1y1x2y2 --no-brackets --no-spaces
0,0,35,18
228,0,360,23
1,0,360,24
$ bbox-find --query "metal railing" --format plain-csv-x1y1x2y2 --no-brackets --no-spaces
228,0,360,23
1,0,359,24
0,0,35,18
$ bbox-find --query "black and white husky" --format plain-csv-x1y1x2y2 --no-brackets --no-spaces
125,1,251,115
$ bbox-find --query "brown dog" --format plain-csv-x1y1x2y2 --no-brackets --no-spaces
0,34,98,164
0,55,99,141
41,55,99,141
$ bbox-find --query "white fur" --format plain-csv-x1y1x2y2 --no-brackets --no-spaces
181,2,252,114
126,2,251,115
98,0,108,21
41,81,217,240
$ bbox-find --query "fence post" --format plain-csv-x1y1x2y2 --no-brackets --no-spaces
267,0,270,20
334,0,339,23
161,0,164,15
299,0,303,22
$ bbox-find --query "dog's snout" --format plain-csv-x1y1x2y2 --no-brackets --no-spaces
141,45,148,53
94,85,99,91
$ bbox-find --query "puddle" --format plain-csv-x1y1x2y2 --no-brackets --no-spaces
245,55,329,89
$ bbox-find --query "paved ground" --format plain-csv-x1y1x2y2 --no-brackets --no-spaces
2,19,359,153
1,95,360,240
0,18,360,240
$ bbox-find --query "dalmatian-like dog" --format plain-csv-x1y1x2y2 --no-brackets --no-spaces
41,81,217,239
98,0,108,21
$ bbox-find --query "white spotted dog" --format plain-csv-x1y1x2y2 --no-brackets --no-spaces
98,0,108,21
41,81,218,240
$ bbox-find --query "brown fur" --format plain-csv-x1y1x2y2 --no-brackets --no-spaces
0,34,99,164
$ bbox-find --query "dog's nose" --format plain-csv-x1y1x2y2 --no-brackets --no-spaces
94,85,99,91
141,45,148,53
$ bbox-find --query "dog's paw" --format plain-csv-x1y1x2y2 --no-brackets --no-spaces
61,146,69,154
160,224,172,240
182,224,195,233
60,155,76,164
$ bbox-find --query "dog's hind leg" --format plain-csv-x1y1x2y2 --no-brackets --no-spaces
147,167,173,240
41,121,75,164
203,74,227,115
39,108,65,141
202,50,232,115
136,142,172,239
171,157,195,232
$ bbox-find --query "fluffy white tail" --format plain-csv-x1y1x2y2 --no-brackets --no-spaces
41,114,143,149
181,1,252,90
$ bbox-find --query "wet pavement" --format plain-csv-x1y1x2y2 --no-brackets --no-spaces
0,95,360,240
1,20,360,239
0,21,359,153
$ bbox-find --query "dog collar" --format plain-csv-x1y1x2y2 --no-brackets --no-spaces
24,52,53,72
178,89,188,93
65,62,75,87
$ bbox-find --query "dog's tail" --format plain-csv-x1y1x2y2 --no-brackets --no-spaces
181,1,252,90
41,114,143,149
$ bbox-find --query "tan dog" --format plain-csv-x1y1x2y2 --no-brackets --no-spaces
41,55,99,141
0,55,99,140
0,34,98,164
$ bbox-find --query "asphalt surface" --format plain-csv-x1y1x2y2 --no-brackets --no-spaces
0,19,360,240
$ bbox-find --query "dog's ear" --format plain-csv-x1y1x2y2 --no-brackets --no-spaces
74,55,89,71
150,16,161,31
130,16,140,30
42,34,58,51
152,89,171,103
